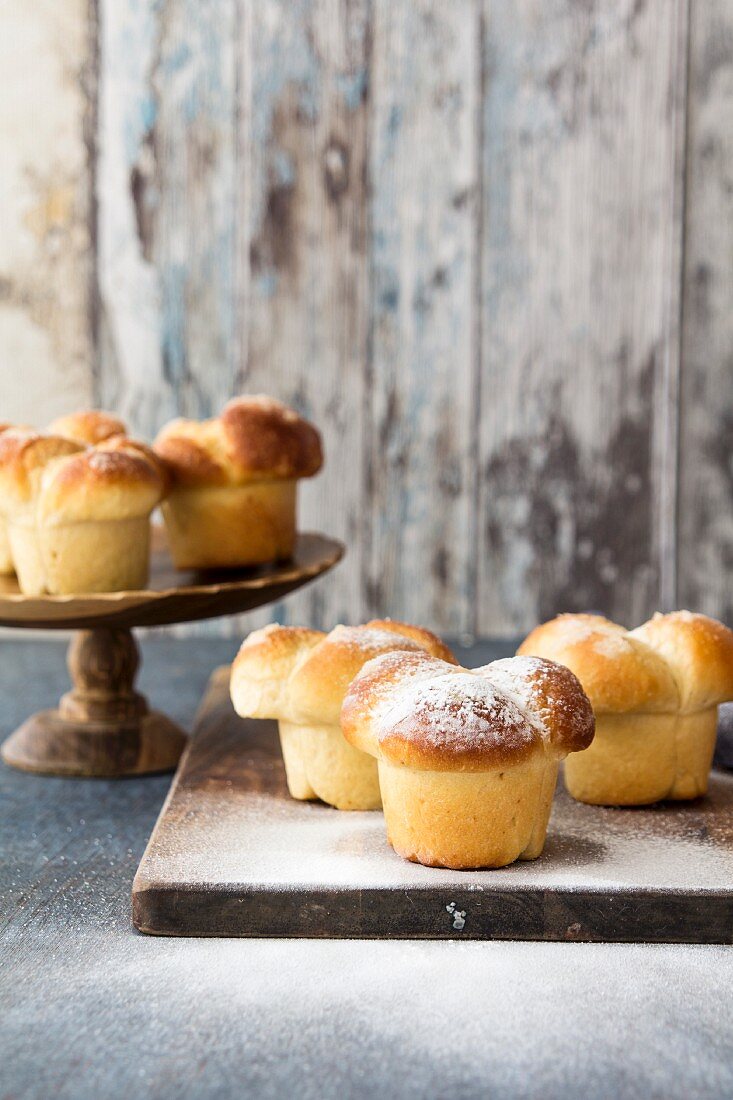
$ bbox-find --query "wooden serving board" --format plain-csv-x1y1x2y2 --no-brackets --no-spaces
133,668,733,942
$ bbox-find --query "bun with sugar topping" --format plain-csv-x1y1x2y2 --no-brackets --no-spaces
518,611,733,805
231,620,456,810
154,396,323,569
341,650,593,868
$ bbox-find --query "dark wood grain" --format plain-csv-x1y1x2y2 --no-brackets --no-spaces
678,0,733,621
1,629,186,776
238,0,371,632
133,668,733,943
366,0,480,634
476,0,689,634
0,530,343,630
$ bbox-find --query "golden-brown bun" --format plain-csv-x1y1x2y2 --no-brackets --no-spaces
4,438,165,595
153,396,322,570
630,611,733,713
0,431,85,514
342,651,593,773
159,482,296,569
0,423,31,574
37,439,165,525
518,611,733,805
517,614,678,714
341,650,594,868
231,624,325,721
561,711,718,805
0,521,11,575
230,620,457,811
0,431,86,593
154,395,323,487
287,621,457,727
48,410,127,446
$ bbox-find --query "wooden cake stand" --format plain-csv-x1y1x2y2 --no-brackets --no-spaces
0,529,343,778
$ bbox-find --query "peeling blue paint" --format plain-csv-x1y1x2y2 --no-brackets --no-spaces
164,40,192,72
336,67,367,111
139,95,157,134
160,263,188,386
271,149,295,187
387,103,402,136
256,271,279,299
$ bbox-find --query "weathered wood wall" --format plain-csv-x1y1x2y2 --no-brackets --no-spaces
0,0,96,424
1,0,732,637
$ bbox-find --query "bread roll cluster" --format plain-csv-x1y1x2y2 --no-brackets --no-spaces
232,608,733,870
153,396,322,569
231,619,595,867
0,397,322,595
0,423,166,595
4,401,730,875
231,620,456,810
519,611,733,805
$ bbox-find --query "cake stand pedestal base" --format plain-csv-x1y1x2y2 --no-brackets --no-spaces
1,628,187,776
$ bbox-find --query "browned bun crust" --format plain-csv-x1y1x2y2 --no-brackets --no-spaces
152,421,229,487
0,431,86,510
98,436,172,495
365,619,456,664
476,656,595,754
230,620,456,727
287,623,457,726
48,410,127,446
154,396,323,488
630,611,733,713
517,613,679,714
37,440,165,523
343,651,580,773
231,624,326,721
220,396,323,479
342,651,594,772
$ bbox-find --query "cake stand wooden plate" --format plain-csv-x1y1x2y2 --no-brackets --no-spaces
133,667,733,943
0,531,343,777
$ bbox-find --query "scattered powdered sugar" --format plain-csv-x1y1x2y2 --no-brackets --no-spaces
591,633,631,658
539,617,631,659
478,656,546,694
87,450,122,473
481,657,593,749
477,659,549,732
331,626,423,653
374,671,537,755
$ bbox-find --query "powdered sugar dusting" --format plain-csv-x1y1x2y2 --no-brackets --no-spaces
592,633,630,658
478,658,550,730
330,626,423,653
88,450,122,473
552,618,620,644
375,671,538,758
482,657,594,752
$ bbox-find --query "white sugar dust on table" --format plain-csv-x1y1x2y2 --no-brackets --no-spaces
133,668,733,943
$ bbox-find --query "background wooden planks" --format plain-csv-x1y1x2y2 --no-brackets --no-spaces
368,1,480,636
0,0,96,425
477,0,688,634
240,0,371,629
1,0,731,638
678,0,733,625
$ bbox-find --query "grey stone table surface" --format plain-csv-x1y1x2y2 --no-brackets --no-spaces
1,636,732,1100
